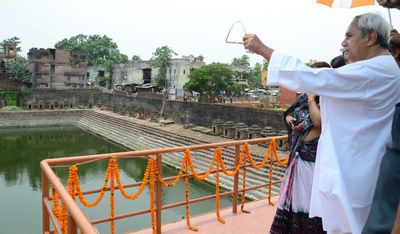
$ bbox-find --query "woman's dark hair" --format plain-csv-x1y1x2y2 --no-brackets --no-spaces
310,61,331,68
330,55,346,68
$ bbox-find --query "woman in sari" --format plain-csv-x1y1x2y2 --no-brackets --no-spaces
270,61,331,234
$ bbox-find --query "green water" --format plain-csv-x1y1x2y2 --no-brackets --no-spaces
0,125,232,234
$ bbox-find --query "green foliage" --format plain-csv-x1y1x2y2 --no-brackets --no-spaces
258,103,264,108
184,63,239,95
231,55,250,67
8,55,30,83
4,94,17,106
248,62,262,88
0,36,22,52
262,60,269,71
149,46,177,87
98,76,111,87
131,55,141,62
54,34,128,66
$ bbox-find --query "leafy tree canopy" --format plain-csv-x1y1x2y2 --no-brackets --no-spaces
231,54,250,68
184,63,240,95
0,36,22,53
248,62,262,88
149,46,177,87
8,55,30,83
0,37,29,83
131,55,141,62
262,60,269,70
54,34,128,66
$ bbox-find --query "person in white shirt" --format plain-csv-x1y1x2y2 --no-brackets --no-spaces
243,12,400,233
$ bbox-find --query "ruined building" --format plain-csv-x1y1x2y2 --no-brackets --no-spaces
109,55,205,99
0,43,17,72
28,48,87,89
0,43,25,89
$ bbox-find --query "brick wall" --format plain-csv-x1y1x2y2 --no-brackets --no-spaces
0,73,28,89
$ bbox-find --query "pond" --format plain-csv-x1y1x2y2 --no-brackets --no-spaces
0,125,232,233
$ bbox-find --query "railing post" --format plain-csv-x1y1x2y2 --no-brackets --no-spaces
156,154,162,234
232,145,240,213
67,213,78,234
42,170,50,233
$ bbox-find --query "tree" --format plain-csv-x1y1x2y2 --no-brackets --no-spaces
184,63,240,95
8,55,30,83
149,46,177,87
248,62,262,88
0,36,29,83
262,60,269,71
54,34,128,66
0,37,22,52
231,55,250,68
131,55,141,62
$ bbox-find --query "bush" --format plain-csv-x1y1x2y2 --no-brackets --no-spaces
258,103,264,108
5,93,17,106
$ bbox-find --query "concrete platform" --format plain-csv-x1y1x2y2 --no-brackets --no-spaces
131,197,278,234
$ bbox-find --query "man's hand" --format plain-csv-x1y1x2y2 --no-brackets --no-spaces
377,0,400,9
242,34,274,60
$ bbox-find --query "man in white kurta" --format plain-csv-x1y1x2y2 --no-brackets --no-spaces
243,13,400,233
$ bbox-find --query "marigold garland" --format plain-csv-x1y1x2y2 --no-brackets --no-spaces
184,155,199,231
110,159,115,234
149,159,157,234
186,148,217,180
240,159,250,213
51,187,63,234
52,138,288,234
113,158,150,200
270,139,289,165
215,159,226,224
217,147,244,177
73,162,111,207
268,149,274,205
155,153,186,187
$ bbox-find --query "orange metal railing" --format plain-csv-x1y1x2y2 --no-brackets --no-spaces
41,136,288,234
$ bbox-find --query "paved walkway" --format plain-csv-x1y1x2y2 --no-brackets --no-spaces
131,197,278,234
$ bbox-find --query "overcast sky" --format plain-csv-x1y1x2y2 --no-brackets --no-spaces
2,0,399,66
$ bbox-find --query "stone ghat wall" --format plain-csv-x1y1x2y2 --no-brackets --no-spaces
22,89,286,131
95,93,286,130
0,110,89,128
25,88,100,110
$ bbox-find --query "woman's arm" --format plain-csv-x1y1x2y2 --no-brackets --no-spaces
307,93,321,128
285,112,295,126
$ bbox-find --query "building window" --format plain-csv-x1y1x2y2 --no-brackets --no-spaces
183,70,186,74
51,64,55,74
99,70,104,77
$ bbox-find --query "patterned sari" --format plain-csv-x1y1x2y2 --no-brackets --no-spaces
270,93,325,234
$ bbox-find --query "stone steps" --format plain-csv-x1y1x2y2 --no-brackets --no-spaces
76,111,287,199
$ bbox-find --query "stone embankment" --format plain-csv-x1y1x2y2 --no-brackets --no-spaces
0,109,287,199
